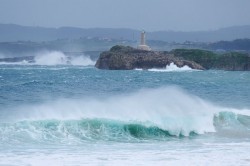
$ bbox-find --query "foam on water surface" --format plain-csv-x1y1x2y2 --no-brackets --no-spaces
0,51,96,66
0,65,249,165
148,63,196,72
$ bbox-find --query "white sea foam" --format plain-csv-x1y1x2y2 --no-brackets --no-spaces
1,87,250,166
1,142,250,166
0,51,96,66
34,51,95,66
13,87,221,136
69,55,96,66
34,51,68,65
148,62,196,72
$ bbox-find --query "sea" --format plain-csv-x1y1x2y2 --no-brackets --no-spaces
0,51,250,166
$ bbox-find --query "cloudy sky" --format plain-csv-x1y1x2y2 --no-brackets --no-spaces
0,0,250,31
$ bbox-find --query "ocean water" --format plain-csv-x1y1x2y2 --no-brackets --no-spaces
0,54,250,165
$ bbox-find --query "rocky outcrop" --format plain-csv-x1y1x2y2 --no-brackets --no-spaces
172,49,250,71
95,45,205,70
95,45,250,71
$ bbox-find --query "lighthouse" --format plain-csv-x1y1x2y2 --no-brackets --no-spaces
137,31,151,51
140,31,146,45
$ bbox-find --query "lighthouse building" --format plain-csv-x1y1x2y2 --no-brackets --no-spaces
137,31,151,51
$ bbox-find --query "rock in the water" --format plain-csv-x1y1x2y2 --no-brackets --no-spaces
95,45,205,70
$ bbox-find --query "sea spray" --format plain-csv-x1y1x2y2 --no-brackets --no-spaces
0,65,250,165
34,51,68,65
0,51,96,66
2,87,249,144
8,87,218,137
137,63,198,72
213,111,250,138
69,55,95,66
34,51,95,66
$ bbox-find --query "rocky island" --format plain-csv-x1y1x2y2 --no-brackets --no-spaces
95,45,250,71
95,45,204,70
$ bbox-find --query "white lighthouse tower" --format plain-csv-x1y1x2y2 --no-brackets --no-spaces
137,31,151,51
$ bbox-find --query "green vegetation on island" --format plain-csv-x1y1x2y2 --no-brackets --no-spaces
172,49,250,70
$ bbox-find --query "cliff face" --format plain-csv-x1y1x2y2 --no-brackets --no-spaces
95,45,205,70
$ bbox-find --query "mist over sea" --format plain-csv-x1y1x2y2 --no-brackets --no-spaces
0,52,250,165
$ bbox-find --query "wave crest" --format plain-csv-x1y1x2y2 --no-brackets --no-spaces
0,51,96,66
2,111,249,145
7,87,217,137
0,118,200,145
34,51,95,66
148,63,196,72
2,87,250,144
214,112,250,138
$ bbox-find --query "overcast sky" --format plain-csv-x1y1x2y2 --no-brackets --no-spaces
0,0,250,31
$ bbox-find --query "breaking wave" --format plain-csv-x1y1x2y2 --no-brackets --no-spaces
34,51,95,66
0,119,197,144
148,63,196,72
214,111,250,138
1,87,249,144
0,51,96,66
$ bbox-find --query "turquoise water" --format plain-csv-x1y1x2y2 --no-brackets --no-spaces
0,63,250,165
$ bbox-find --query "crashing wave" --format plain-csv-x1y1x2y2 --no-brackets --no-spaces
0,112,249,144
34,51,95,66
0,51,96,66
148,63,197,72
1,87,249,144
0,119,198,144
213,111,250,138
